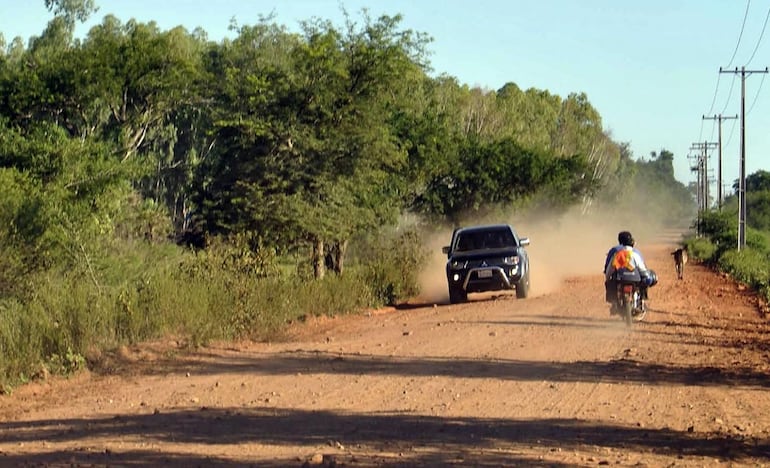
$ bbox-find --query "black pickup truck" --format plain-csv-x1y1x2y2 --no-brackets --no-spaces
441,223,531,304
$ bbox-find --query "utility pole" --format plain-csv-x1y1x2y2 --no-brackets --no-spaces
688,150,705,236
691,141,717,210
720,66,768,250
702,114,737,209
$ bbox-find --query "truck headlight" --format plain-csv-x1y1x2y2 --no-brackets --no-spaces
502,256,520,265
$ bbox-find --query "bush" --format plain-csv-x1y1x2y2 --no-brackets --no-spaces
684,236,717,263
718,248,770,301
747,229,770,252
355,227,427,305
0,298,45,392
696,210,737,257
0,221,429,391
683,205,770,306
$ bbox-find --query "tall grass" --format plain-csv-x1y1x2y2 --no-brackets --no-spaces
685,210,770,304
0,227,426,392
718,249,770,301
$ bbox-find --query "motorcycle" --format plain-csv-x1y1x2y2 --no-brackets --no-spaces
610,270,648,326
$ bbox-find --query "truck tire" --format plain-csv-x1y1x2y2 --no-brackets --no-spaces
449,285,467,304
516,272,530,299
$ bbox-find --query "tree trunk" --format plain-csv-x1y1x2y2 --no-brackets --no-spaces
312,238,325,280
335,239,348,275
325,240,348,275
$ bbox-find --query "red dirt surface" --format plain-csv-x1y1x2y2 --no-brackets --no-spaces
2,230,770,467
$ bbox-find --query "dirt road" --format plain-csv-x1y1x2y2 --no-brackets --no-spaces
2,233,770,467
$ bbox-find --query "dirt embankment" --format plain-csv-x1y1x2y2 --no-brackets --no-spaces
1,229,770,467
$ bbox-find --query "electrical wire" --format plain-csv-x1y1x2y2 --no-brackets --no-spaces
699,1,751,168
709,120,718,142
726,0,751,68
723,117,739,194
704,73,722,119
746,5,770,65
746,71,767,115
720,71,739,115
697,118,706,144
724,113,739,148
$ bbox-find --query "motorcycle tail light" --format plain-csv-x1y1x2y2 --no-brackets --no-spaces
622,285,633,293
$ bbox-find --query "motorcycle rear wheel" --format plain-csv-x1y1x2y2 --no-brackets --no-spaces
623,301,633,326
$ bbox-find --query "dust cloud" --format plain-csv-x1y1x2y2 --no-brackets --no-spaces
416,227,457,305
513,208,621,296
415,204,671,304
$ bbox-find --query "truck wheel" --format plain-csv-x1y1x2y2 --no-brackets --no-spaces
448,285,467,304
516,272,530,299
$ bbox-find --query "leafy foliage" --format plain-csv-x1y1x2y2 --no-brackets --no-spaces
0,3,703,389
415,137,593,221
718,248,770,300
686,178,770,304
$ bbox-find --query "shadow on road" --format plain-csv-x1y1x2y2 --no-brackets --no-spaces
104,348,770,389
396,291,519,309
1,408,767,466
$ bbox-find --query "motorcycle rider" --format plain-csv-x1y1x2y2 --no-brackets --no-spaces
604,231,655,312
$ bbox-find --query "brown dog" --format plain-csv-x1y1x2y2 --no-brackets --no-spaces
671,247,688,280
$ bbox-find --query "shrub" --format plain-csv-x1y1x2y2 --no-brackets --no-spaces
718,248,770,301
0,221,427,390
356,227,427,305
684,236,716,263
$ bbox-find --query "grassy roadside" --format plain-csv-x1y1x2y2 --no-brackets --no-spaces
0,227,427,393
683,211,770,305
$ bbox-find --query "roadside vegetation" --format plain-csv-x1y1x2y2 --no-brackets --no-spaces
0,0,694,391
684,170,770,303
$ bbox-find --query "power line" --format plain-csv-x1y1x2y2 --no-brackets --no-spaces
746,5,770,66
747,71,767,114
724,115,739,148
704,73,722,119
702,1,752,141
720,72,739,114
726,0,751,68
744,6,770,117
697,115,707,144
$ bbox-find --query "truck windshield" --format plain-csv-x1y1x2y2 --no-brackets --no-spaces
455,229,515,251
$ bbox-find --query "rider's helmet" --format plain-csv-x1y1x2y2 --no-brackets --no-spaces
618,231,635,247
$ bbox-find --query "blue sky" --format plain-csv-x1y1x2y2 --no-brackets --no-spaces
2,1,770,189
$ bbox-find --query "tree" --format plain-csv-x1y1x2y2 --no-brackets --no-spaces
496,83,560,151
746,191,770,231
746,170,770,192
0,118,138,296
44,0,98,25
192,12,431,278
415,136,592,221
